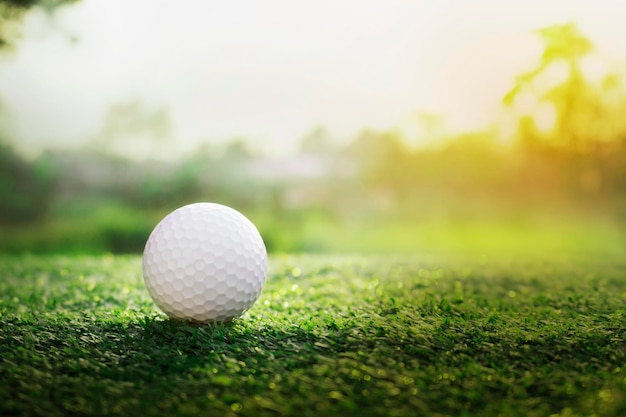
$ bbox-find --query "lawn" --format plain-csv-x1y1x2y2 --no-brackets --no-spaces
0,253,624,416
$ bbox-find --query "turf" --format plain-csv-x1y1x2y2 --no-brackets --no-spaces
0,254,624,417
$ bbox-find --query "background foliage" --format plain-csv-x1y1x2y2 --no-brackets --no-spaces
0,18,625,254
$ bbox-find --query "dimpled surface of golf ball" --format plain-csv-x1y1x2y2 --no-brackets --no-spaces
142,203,268,323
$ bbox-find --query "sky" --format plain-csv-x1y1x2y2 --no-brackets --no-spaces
0,0,625,159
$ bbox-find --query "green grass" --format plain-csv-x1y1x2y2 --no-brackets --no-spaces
0,254,624,417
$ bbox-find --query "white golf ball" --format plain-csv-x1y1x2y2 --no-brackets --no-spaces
142,202,268,323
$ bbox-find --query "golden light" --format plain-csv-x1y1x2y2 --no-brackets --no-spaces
533,103,557,133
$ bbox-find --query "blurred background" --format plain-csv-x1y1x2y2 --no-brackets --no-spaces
1,0,625,255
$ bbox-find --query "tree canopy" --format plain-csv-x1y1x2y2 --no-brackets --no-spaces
0,0,79,50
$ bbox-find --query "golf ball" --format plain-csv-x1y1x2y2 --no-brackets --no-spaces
142,202,268,323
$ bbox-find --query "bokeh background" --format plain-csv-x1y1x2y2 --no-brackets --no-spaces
1,0,625,255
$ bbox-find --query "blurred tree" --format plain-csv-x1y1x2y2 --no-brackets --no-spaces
344,130,414,210
503,22,626,201
0,0,79,50
0,143,54,223
504,23,591,148
222,139,253,161
504,22,626,151
299,126,335,155
415,112,446,145
92,100,172,159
